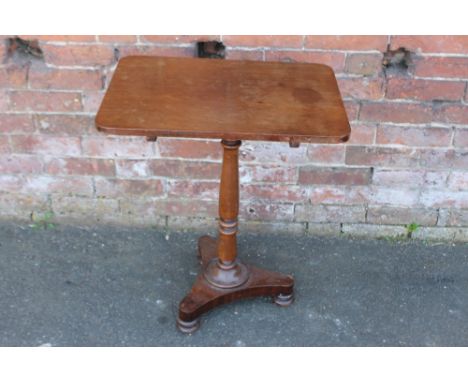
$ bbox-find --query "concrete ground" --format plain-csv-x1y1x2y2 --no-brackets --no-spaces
0,222,467,346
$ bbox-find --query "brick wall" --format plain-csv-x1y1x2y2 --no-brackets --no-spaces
0,35,467,241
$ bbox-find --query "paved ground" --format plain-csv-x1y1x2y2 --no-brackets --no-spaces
0,222,467,346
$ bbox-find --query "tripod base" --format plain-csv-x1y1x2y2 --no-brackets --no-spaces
177,235,294,334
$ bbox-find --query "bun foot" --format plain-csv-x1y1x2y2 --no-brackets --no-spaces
274,292,294,307
176,317,200,334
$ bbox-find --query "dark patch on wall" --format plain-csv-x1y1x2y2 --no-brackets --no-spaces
196,41,226,59
6,36,44,62
382,46,413,75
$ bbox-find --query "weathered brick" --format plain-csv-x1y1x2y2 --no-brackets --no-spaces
391,35,468,54
51,196,120,223
241,221,306,235
42,44,115,66
223,35,303,48
305,35,388,51
310,186,368,205
367,187,420,207
412,227,466,242
95,178,164,198
117,45,194,59
0,64,28,88
141,35,220,44
298,166,371,185
82,136,153,158
33,114,94,135
307,223,342,236
0,135,9,154
20,35,96,42
29,67,103,90
121,198,217,218
419,190,468,209
345,53,383,76
240,202,294,221
372,169,443,187
453,128,468,147
81,91,105,113
376,125,452,147
10,135,81,156
360,102,432,124
0,191,49,219
45,158,115,176
343,101,360,121
0,114,35,134
418,149,467,170
433,104,468,125
342,224,407,239
167,216,218,232
241,141,308,164
241,184,307,202
14,175,94,196
386,78,465,101
0,91,8,112
239,164,297,183
367,206,438,226
98,35,137,43
225,49,264,61
438,209,468,227
265,50,345,72
158,138,221,160
167,180,218,199
414,57,468,78
307,145,345,164
0,155,43,174
347,123,376,145
346,146,419,167
337,77,384,100
295,204,366,223
9,91,82,112
448,171,468,191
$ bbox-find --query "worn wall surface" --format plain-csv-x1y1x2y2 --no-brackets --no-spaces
0,35,467,240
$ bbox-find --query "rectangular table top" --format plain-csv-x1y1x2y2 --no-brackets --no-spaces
95,56,350,144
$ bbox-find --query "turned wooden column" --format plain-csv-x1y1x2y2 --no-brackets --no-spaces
203,140,249,288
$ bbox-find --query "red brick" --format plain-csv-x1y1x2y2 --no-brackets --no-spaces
239,164,297,183
391,35,468,54
141,35,221,44
376,125,452,147
223,35,303,48
29,67,103,90
307,145,345,164
9,91,82,112
45,158,115,176
121,198,218,218
367,206,437,226
21,176,93,196
448,171,468,191
360,102,432,124
225,49,263,61
167,180,218,199
20,35,96,42
453,128,468,147
414,57,468,78
0,91,7,111
368,187,420,207
240,202,294,221
386,78,465,101
95,178,164,198
10,135,81,156
0,136,9,154
345,53,383,76
295,204,366,223
347,123,376,144
343,101,360,120
0,114,35,134
305,35,388,51
0,65,28,88
117,45,194,59
42,44,115,66
82,136,153,158
265,50,345,72
299,167,371,185
158,138,221,160
33,114,94,135
309,186,368,205
337,77,384,100
346,146,419,167
0,155,43,174
433,104,468,125
241,184,307,202
98,35,137,43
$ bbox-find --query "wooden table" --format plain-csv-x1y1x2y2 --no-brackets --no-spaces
96,56,350,333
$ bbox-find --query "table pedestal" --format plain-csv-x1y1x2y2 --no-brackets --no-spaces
177,140,294,334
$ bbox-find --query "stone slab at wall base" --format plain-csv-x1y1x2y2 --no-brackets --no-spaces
1,211,467,243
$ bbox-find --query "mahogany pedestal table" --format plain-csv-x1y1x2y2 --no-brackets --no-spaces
95,56,350,334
